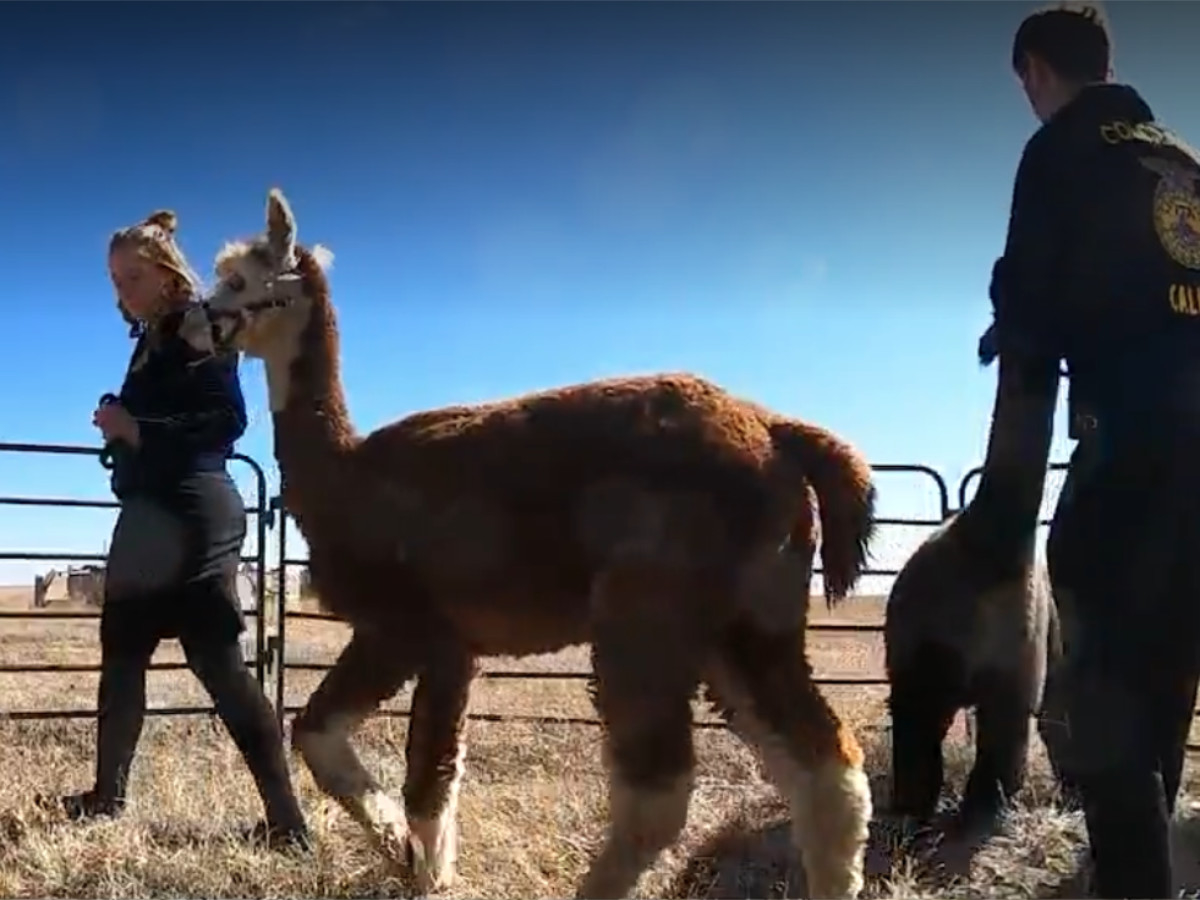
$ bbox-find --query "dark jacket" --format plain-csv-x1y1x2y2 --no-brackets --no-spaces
988,83,1200,439
110,305,247,500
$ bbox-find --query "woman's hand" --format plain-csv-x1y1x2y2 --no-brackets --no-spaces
93,403,141,447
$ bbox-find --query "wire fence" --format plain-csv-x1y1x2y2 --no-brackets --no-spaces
0,442,272,719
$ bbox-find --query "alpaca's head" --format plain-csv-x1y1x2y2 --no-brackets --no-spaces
204,188,334,364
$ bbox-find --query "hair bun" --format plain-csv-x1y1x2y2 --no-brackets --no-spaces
143,209,178,235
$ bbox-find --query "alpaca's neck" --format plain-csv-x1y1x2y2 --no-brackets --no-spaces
264,298,424,565
267,301,358,526
968,354,1061,530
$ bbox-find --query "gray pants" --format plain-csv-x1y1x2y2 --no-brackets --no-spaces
100,472,247,653
104,496,190,600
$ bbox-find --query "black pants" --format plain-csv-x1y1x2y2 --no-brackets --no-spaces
1048,435,1200,899
79,471,305,835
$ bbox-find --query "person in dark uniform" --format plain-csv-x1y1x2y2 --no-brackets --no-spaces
980,5,1200,897
58,209,311,851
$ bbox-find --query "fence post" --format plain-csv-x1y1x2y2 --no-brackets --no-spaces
273,495,288,727
234,453,272,690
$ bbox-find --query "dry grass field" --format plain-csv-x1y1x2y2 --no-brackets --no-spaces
2,584,1200,898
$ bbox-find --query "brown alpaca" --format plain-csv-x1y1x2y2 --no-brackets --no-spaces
201,188,878,899
884,513,1075,825
885,341,1077,827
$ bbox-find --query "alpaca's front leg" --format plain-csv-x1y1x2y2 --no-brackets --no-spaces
291,630,419,862
402,640,477,893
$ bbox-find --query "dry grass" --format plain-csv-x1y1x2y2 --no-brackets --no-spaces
2,586,1200,898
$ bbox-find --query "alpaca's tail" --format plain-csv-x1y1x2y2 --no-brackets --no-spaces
768,419,877,607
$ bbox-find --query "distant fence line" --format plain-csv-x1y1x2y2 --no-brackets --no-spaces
4,444,1154,748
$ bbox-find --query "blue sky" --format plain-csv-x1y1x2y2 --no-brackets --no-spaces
1,1,1196,594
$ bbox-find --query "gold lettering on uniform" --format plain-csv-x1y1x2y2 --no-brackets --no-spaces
1170,284,1200,315
1138,123,1167,144
1101,119,1200,161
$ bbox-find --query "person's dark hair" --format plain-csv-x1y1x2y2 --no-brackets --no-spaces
1012,4,1112,83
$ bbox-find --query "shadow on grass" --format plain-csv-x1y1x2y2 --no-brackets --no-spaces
662,727,1105,899
662,787,1009,898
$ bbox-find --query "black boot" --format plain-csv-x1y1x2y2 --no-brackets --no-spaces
186,641,311,851
60,655,148,821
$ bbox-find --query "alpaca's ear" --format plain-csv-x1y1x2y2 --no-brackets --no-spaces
266,187,296,265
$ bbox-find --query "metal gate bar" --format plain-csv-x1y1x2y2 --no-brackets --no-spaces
0,442,271,718
8,444,1199,752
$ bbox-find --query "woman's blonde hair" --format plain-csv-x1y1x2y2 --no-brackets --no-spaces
109,209,204,335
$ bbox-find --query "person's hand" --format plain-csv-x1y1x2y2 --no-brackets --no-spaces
93,403,140,447
978,322,999,367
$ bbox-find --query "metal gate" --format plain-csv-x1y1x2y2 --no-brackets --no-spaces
9,442,1194,754
0,441,272,720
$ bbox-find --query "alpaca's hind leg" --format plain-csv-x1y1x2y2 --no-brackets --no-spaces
959,668,1032,826
574,566,701,900
887,643,964,821
1152,665,1200,818
291,629,419,863
1034,593,1084,808
401,639,477,893
1036,642,1082,808
707,620,871,900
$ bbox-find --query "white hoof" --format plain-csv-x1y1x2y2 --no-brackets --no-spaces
794,762,871,900
407,811,458,893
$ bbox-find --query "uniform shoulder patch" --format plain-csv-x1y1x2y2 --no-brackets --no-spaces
1140,155,1200,272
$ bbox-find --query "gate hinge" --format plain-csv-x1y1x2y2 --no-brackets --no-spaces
257,631,281,678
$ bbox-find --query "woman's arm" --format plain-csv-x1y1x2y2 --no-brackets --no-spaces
134,341,248,456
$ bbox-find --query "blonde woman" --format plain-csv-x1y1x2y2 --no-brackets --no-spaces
61,210,310,851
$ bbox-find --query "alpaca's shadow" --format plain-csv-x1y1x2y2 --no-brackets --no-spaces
664,775,1008,899
887,807,1007,890
664,814,800,899
665,814,1004,899
863,772,1016,895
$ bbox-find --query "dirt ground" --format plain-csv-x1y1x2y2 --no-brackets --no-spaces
1,584,1199,898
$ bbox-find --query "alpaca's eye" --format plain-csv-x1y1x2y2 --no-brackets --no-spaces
227,273,246,292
